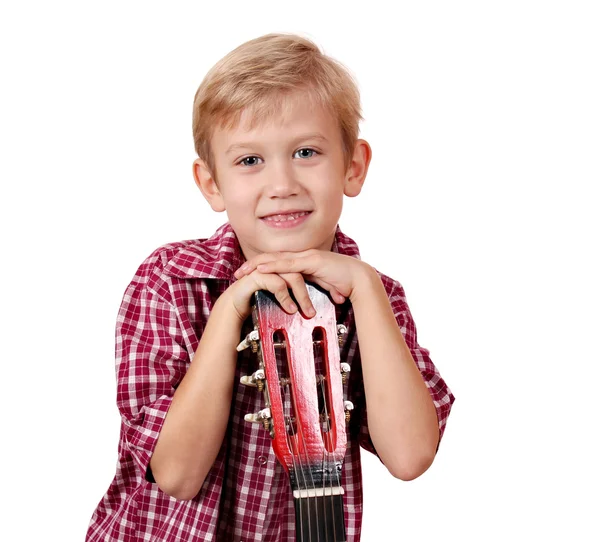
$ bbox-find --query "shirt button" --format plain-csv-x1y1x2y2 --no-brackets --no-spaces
257,455,268,465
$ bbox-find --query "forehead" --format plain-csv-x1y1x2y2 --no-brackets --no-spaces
212,92,341,151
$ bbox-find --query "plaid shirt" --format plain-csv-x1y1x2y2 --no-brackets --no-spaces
86,223,454,541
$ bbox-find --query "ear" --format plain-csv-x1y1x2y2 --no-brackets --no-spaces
193,159,226,212
343,139,372,198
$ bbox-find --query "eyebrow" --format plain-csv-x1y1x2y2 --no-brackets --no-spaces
225,133,329,155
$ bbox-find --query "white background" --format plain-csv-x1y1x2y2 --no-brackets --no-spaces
2,1,599,540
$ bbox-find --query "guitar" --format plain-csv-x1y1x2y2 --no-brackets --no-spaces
237,283,352,542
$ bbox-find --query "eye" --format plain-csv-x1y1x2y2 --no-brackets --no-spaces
238,156,263,167
294,148,319,159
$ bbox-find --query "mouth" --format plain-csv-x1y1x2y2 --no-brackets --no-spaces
261,210,311,222
259,210,312,228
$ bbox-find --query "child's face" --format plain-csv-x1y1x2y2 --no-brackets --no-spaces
194,92,369,260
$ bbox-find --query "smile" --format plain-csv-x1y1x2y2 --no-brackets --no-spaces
262,211,310,222
260,211,312,228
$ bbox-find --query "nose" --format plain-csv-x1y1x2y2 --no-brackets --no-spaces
264,159,300,198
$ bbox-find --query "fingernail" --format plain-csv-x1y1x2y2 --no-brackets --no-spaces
308,307,316,317
288,303,297,313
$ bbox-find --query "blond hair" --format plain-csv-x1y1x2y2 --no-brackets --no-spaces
192,33,363,178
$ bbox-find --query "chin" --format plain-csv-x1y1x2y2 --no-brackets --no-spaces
257,236,315,254
240,226,335,257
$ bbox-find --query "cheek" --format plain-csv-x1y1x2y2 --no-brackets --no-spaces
220,178,256,206
320,185,344,206
224,189,259,220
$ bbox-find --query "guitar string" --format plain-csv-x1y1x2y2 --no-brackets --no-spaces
272,317,345,540
292,388,320,541
320,327,345,542
285,333,321,541
316,343,335,540
286,411,305,542
282,336,319,541
278,338,310,541
319,386,331,540
316,328,344,540
320,376,338,542
319,379,329,540
317,334,332,540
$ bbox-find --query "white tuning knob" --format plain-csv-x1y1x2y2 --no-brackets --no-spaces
344,400,354,423
240,369,266,392
340,362,350,384
236,329,260,352
244,407,272,430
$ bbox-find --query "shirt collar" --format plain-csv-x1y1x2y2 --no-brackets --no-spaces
163,222,361,280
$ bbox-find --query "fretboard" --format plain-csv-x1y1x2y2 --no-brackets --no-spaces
290,463,346,542
294,491,346,542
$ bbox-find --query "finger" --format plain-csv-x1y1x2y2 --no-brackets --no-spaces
234,261,259,279
306,277,347,304
281,273,315,317
257,257,314,276
253,271,298,314
234,252,284,278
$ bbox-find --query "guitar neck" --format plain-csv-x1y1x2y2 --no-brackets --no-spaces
290,464,346,542
294,492,346,542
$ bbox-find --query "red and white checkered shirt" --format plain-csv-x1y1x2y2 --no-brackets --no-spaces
86,223,454,541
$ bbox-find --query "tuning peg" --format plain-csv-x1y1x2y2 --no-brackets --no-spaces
344,400,354,423
337,324,347,346
240,369,266,392
244,407,272,431
236,328,260,352
340,362,350,384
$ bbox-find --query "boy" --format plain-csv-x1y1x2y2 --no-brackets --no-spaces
87,33,454,541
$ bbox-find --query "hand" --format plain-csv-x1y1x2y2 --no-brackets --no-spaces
233,250,371,305
224,268,317,323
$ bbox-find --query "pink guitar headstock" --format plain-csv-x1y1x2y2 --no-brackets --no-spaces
238,283,352,473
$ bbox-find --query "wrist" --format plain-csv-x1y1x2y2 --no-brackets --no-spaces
350,263,382,304
213,288,247,329
218,282,254,325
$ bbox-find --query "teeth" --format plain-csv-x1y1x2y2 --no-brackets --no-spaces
264,211,308,222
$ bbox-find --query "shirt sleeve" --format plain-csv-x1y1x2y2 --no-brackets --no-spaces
115,262,190,482
356,276,455,455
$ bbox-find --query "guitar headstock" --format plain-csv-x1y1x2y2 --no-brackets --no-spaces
238,283,352,475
